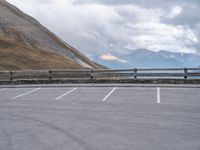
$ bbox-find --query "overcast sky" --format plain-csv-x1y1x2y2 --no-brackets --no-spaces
6,0,200,61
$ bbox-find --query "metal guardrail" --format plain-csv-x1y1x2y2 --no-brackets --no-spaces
0,68,200,81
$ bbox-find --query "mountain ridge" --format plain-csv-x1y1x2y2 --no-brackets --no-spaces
93,49,200,69
0,0,102,70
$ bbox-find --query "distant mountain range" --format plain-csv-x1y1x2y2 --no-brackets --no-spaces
93,49,200,69
0,0,102,70
1,0,199,70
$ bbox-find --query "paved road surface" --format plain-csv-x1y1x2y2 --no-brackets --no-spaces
0,84,200,150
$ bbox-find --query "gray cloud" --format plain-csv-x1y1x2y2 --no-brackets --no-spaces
6,0,200,58
162,5,200,25
73,0,200,7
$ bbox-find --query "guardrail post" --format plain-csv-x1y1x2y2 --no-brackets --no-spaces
10,71,13,81
134,68,137,79
49,70,52,80
184,68,188,79
90,69,94,79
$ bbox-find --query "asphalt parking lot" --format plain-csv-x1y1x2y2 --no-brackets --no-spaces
0,84,200,150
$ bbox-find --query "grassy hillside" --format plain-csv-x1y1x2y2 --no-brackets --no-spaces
0,0,103,70
0,39,82,70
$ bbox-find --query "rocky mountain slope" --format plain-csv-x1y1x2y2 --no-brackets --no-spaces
0,0,101,70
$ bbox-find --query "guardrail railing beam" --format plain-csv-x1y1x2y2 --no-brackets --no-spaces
0,67,199,81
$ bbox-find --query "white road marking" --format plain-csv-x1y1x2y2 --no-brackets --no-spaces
102,87,117,101
12,88,41,99
56,88,77,100
157,87,160,104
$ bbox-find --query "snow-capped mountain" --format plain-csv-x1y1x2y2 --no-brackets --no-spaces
94,49,200,69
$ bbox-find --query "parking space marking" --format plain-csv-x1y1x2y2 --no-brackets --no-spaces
102,87,117,101
157,87,160,104
55,88,77,100
12,88,41,99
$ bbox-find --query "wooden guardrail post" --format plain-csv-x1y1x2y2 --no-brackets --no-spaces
10,71,13,81
90,69,94,79
184,68,188,79
49,70,52,80
134,68,137,79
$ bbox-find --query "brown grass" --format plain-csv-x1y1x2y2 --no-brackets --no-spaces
0,38,82,70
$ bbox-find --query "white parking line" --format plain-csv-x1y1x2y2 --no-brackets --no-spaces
56,88,77,100
102,87,117,101
157,87,160,104
12,88,41,99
